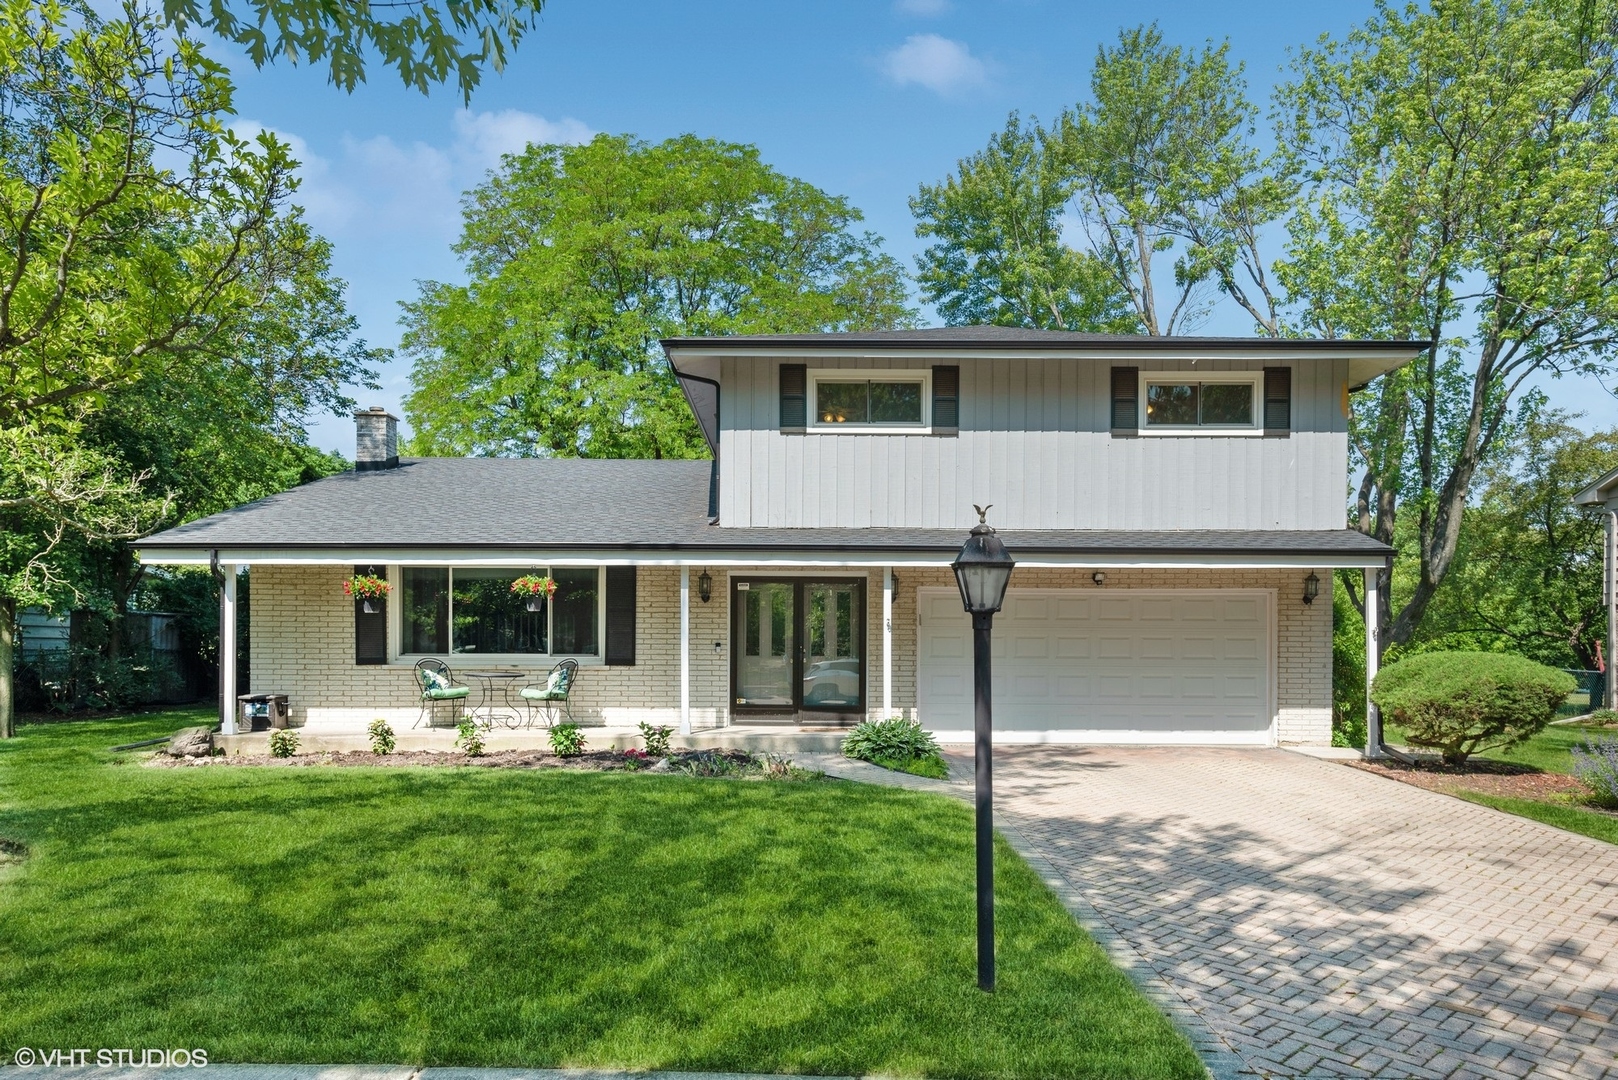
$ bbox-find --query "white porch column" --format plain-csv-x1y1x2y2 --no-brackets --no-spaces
1607,511,1617,710
680,565,691,734
218,564,239,734
883,566,893,716
1364,567,1382,758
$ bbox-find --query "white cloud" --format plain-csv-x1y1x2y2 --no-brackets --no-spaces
232,109,593,242
451,109,593,170
894,0,951,15
882,34,987,95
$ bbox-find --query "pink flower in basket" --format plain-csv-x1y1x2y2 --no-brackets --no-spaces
510,574,558,597
342,574,391,600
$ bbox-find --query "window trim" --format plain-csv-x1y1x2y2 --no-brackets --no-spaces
1138,370,1265,436
387,564,608,666
807,368,932,434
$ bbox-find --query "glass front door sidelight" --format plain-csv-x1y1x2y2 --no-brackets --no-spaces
732,578,865,712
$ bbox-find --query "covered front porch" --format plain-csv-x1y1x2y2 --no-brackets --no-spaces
138,537,1392,751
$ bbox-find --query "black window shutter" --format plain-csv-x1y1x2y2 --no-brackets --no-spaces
780,364,807,431
605,566,637,666
932,365,959,434
1263,367,1292,436
1110,367,1139,434
353,565,387,665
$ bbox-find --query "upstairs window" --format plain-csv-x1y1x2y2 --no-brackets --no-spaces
810,370,930,430
1141,373,1262,433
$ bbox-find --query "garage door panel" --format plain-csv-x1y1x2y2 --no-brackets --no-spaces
1098,636,1133,659
1055,636,1090,659
1140,635,1175,660
918,588,1272,737
1055,598,1091,620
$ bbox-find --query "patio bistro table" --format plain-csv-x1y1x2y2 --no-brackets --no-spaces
459,669,524,729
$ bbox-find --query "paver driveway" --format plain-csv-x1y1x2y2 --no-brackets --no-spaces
982,747,1618,1080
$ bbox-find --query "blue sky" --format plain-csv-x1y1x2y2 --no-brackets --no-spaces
214,0,1617,454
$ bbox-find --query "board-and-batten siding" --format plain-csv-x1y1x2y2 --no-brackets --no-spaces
718,355,1349,531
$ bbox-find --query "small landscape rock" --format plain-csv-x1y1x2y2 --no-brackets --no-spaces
647,757,672,773
166,726,214,758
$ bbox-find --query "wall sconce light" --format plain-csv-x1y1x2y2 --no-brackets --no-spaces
713,641,722,654
698,568,712,603
1302,571,1320,605
1092,571,1107,587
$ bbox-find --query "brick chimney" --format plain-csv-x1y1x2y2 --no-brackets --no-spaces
354,407,399,471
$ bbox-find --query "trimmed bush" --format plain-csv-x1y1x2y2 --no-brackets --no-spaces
843,717,941,765
1572,737,1618,808
1371,651,1574,764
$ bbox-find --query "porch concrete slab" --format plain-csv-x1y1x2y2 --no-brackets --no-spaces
914,746,1618,1080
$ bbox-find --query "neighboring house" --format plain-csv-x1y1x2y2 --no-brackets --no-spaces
136,327,1424,745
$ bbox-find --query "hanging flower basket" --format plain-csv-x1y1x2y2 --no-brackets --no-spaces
343,574,391,613
511,574,557,612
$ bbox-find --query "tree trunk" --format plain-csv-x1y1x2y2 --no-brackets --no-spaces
0,595,15,739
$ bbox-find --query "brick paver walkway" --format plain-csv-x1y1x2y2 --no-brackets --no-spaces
976,747,1618,1079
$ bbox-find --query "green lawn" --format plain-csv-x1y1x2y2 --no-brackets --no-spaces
0,709,1200,1079
1455,793,1618,846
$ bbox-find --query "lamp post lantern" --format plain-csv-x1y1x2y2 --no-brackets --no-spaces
951,504,1015,992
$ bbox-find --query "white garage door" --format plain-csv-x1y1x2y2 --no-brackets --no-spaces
917,589,1273,744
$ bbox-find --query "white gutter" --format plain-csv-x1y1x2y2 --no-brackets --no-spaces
138,546,1388,570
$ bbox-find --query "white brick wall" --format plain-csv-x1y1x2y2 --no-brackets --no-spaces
251,563,1331,744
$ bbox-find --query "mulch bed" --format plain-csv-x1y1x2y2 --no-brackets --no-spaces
143,747,802,778
1346,757,1594,800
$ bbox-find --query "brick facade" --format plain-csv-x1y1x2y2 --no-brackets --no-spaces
251,563,1331,745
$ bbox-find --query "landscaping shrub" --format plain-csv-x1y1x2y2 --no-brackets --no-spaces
1572,737,1618,808
638,722,673,757
843,716,941,764
367,718,396,755
1370,651,1575,764
267,730,299,758
1586,708,1618,727
454,721,485,757
549,722,586,757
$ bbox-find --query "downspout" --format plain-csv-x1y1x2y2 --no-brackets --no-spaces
671,366,722,525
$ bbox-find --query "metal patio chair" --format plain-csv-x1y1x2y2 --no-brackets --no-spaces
518,659,579,728
413,658,471,728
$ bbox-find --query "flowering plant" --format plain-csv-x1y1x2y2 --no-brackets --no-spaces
510,574,558,598
342,574,391,600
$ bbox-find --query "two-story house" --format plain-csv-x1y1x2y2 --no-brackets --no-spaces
136,327,1424,747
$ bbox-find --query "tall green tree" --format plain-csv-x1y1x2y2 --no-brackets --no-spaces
1278,0,1618,651
403,133,915,460
0,0,376,737
1054,24,1288,335
911,114,1135,331
1410,409,1615,670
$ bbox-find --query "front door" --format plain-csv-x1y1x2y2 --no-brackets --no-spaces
732,578,865,715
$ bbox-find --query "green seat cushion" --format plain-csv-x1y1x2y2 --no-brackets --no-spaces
519,687,566,701
423,686,470,700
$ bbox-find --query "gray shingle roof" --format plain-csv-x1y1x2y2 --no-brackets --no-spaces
661,326,1433,351
137,457,1391,558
